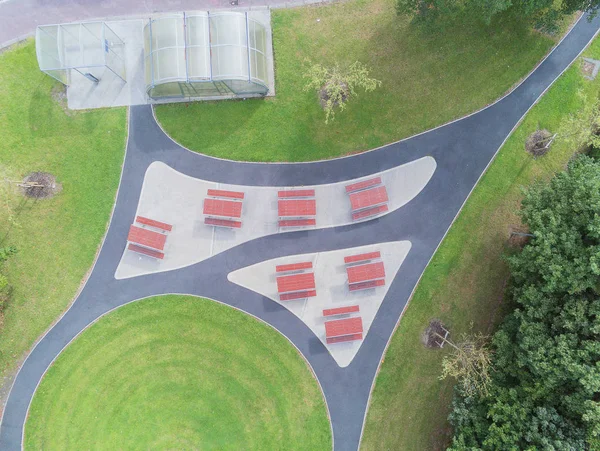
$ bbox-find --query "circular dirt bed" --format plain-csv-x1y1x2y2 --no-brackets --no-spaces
319,82,349,109
422,319,449,348
525,129,553,157
21,172,61,199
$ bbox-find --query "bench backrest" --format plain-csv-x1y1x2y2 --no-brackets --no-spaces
345,177,382,193
344,251,381,265
207,189,245,200
278,189,316,198
276,262,313,273
136,216,173,232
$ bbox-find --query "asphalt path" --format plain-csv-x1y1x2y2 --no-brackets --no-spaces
1,12,600,451
0,0,320,48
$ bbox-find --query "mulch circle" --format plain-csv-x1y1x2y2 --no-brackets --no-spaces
21,172,62,199
422,319,448,349
525,129,553,157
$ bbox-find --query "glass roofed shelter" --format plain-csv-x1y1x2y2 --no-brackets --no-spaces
36,22,126,86
144,11,269,99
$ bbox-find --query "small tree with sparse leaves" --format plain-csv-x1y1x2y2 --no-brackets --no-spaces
559,90,600,151
439,331,493,397
303,61,381,124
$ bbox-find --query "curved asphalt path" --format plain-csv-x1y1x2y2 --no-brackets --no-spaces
0,0,324,49
2,13,600,451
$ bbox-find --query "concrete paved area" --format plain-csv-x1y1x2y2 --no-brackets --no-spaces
115,158,434,279
66,19,147,110
2,11,600,451
228,241,411,367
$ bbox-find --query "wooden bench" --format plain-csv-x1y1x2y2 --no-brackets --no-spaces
349,279,385,291
352,204,389,221
279,290,317,301
128,243,165,260
207,189,245,200
276,262,313,273
323,305,360,317
279,219,316,228
345,177,382,194
136,216,172,232
326,333,363,344
344,251,381,265
278,189,316,198
205,217,242,229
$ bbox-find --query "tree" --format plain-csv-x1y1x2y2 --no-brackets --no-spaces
397,0,600,33
448,156,600,449
439,331,493,397
559,90,600,152
303,61,381,124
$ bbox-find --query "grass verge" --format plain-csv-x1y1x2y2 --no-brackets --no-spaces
155,0,558,162
361,33,600,451
25,295,332,449
0,41,126,400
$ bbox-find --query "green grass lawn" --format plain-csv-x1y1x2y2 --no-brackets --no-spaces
25,295,331,450
155,0,557,162
361,33,600,451
0,41,126,395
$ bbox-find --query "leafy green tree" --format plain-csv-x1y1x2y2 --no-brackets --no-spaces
448,156,600,449
397,0,600,33
303,61,381,124
559,91,600,152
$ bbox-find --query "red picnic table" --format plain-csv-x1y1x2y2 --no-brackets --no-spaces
278,199,316,217
276,272,316,294
128,225,167,251
325,317,363,338
203,198,242,218
349,186,388,211
346,261,385,285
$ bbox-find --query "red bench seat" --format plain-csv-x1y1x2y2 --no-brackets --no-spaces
136,216,172,232
349,279,386,291
276,262,313,273
128,243,165,259
344,251,381,265
352,204,389,221
279,219,316,228
323,305,360,316
205,217,242,228
207,189,245,199
345,177,381,193
278,189,315,198
279,290,317,301
326,333,363,344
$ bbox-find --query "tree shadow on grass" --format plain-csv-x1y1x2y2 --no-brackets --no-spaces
28,82,99,138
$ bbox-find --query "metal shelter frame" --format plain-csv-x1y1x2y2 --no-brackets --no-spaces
36,21,126,86
143,11,269,99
